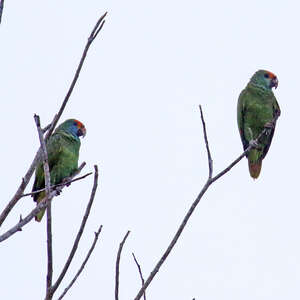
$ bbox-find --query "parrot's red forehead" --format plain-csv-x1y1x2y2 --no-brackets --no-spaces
266,71,277,79
74,120,84,128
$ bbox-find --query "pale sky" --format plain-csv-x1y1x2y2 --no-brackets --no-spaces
1,1,299,299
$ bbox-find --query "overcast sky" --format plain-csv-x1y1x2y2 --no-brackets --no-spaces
1,1,299,299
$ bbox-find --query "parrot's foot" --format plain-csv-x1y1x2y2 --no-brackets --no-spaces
249,140,259,148
264,121,274,129
62,177,72,187
55,187,62,196
264,122,274,136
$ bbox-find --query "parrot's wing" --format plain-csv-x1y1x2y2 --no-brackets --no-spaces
46,134,65,168
237,89,249,151
273,98,281,118
261,96,281,159
32,134,64,195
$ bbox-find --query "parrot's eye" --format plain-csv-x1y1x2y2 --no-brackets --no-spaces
264,73,269,78
73,122,77,126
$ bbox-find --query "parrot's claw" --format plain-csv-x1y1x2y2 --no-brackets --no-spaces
55,187,63,196
265,129,272,136
264,121,274,129
62,177,72,187
249,140,259,148
264,122,274,136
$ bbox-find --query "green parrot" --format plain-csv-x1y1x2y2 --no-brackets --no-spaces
32,119,86,221
237,70,280,179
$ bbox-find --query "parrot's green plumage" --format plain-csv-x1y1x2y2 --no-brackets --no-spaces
237,70,280,179
32,119,86,221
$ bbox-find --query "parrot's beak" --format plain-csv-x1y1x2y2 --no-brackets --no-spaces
271,77,278,89
78,126,86,138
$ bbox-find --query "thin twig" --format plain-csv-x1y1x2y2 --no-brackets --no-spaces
45,12,107,141
133,181,211,300
0,198,53,242
133,107,280,300
0,12,106,227
46,205,53,299
57,225,103,300
0,152,40,227
0,165,87,243
21,171,92,197
132,253,146,300
42,123,52,133
0,0,4,24
49,165,99,297
199,106,213,178
115,231,130,300
33,114,51,200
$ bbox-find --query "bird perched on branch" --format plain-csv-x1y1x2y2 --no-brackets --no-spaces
32,119,86,221
237,70,280,179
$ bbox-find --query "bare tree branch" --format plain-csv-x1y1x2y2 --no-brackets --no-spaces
0,198,53,243
42,123,52,133
132,253,146,300
0,152,41,227
46,205,53,299
199,106,213,178
34,115,54,297
0,0,4,24
45,12,107,141
133,105,280,300
34,115,51,198
0,12,107,227
21,171,92,197
115,231,130,300
57,225,103,300
0,164,87,243
48,165,99,298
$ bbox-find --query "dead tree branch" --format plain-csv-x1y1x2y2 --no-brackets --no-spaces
34,114,54,296
57,225,103,300
199,106,213,178
47,165,99,298
34,115,51,198
0,0,4,24
0,12,107,227
21,171,92,197
115,231,130,300
46,204,53,298
132,253,146,300
0,197,52,243
0,164,87,243
45,12,107,141
0,153,41,227
133,105,280,300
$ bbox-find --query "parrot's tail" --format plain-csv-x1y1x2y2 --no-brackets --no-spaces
35,208,46,222
34,191,46,222
248,160,262,179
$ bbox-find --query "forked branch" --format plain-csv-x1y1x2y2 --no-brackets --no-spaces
133,105,280,300
47,165,99,298
132,253,146,300
45,12,107,140
57,225,103,300
115,231,130,300
0,163,87,243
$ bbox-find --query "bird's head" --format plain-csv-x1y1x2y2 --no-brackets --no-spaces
56,119,86,138
250,70,278,90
